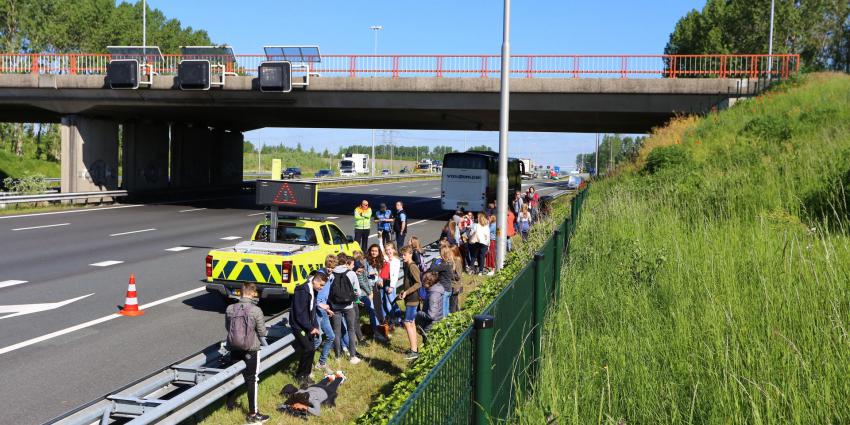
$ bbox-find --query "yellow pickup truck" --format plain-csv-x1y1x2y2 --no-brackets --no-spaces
205,216,361,300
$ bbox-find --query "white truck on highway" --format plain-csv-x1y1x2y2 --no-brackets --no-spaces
339,153,370,177
519,158,536,179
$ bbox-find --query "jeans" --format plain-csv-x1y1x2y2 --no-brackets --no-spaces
354,228,370,251
316,309,335,365
331,308,358,358
360,294,378,329
382,287,402,324
442,291,451,317
476,243,488,273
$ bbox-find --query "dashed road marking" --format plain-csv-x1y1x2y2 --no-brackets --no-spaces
0,204,143,220
221,236,242,241
165,246,191,252
109,228,156,237
0,280,27,289
247,212,266,216
327,216,339,220
178,208,207,213
408,191,417,194
11,223,70,231
89,260,124,267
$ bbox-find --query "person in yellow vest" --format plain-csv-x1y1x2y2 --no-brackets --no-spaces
353,200,373,251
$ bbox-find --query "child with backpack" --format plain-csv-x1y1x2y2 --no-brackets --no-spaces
290,271,329,386
329,253,362,365
225,282,269,424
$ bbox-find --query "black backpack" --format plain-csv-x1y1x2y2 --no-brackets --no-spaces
393,209,406,234
329,271,356,305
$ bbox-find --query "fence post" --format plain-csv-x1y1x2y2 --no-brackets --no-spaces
473,314,495,425
553,230,563,300
533,253,546,358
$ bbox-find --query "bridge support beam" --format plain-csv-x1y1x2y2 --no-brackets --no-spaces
122,122,170,192
170,124,212,189
60,116,119,193
211,129,243,187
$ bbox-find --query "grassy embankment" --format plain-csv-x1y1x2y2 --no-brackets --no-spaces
518,73,850,424
0,149,59,181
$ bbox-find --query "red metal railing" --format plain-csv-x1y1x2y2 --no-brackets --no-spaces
0,53,800,79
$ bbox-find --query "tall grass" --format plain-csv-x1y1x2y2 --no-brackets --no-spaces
0,149,59,181
518,73,850,424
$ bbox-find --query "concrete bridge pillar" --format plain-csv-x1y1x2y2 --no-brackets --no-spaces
211,129,244,186
60,116,119,193
122,122,170,192
170,124,213,188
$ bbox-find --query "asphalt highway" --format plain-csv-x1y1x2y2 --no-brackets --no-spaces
0,178,564,425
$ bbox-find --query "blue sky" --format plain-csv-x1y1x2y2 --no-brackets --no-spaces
148,0,706,168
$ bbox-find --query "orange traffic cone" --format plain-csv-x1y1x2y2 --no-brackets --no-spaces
119,274,145,316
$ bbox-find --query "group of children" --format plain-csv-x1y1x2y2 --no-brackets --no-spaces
224,235,463,423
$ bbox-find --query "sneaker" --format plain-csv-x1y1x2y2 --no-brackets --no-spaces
487,270,495,276
342,346,350,356
315,362,332,374
416,325,429,345
246,412,270,424
405,351,419,360
350,356,362,365
402,349,413,357
297,375,315,387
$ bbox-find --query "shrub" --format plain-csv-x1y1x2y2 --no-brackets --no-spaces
644,145,692,174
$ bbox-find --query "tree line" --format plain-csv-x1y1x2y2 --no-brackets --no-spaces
576,134,645,175
666,0,849,72
0,1,212,175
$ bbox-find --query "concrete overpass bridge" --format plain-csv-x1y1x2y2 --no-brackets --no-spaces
0,53,799,193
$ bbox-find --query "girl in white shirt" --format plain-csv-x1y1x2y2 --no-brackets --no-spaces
471,213,492,275
382,242,403,325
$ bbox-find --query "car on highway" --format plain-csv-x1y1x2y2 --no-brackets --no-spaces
400,166,410,174
283,167,301,179
381,169,391,175
205,215,361,301
314,169,334,178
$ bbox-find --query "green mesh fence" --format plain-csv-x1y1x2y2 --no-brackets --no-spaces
387,328,475,425
387,187,588,425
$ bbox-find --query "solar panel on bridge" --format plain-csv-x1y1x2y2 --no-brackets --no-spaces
106,46,163,62
263,46,321,63
180,46,236,65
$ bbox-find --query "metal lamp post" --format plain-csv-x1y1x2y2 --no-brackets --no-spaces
495,0,511,270
767,0,775,80
142,0,147,64
370,25,382,176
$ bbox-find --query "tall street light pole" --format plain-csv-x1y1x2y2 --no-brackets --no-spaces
370,25,382,176
767,0,775,81
495,0,511,270
142,0,147,63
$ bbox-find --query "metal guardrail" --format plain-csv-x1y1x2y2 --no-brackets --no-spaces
47,313,294,425
1,53,801,79
0,190,127,205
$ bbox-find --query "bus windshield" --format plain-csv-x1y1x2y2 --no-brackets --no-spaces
444,156,487,169
340,160,354,168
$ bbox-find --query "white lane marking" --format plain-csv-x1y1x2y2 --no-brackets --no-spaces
138,286,205,310
247,212,266,217
326,216,339,220
221,236,242,241
165,246,191,252
0,280,28,289
89,260,124,267
369,189,379,192
409,219,428,226
0,293,93,321
408,191,417,194
178,208,207,213
109,228,156,237
0,204,143,220
11,223,70,231
0,287,205,356
431,196,441,199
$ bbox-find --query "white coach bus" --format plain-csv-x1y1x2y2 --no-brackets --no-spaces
440,151,523,212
